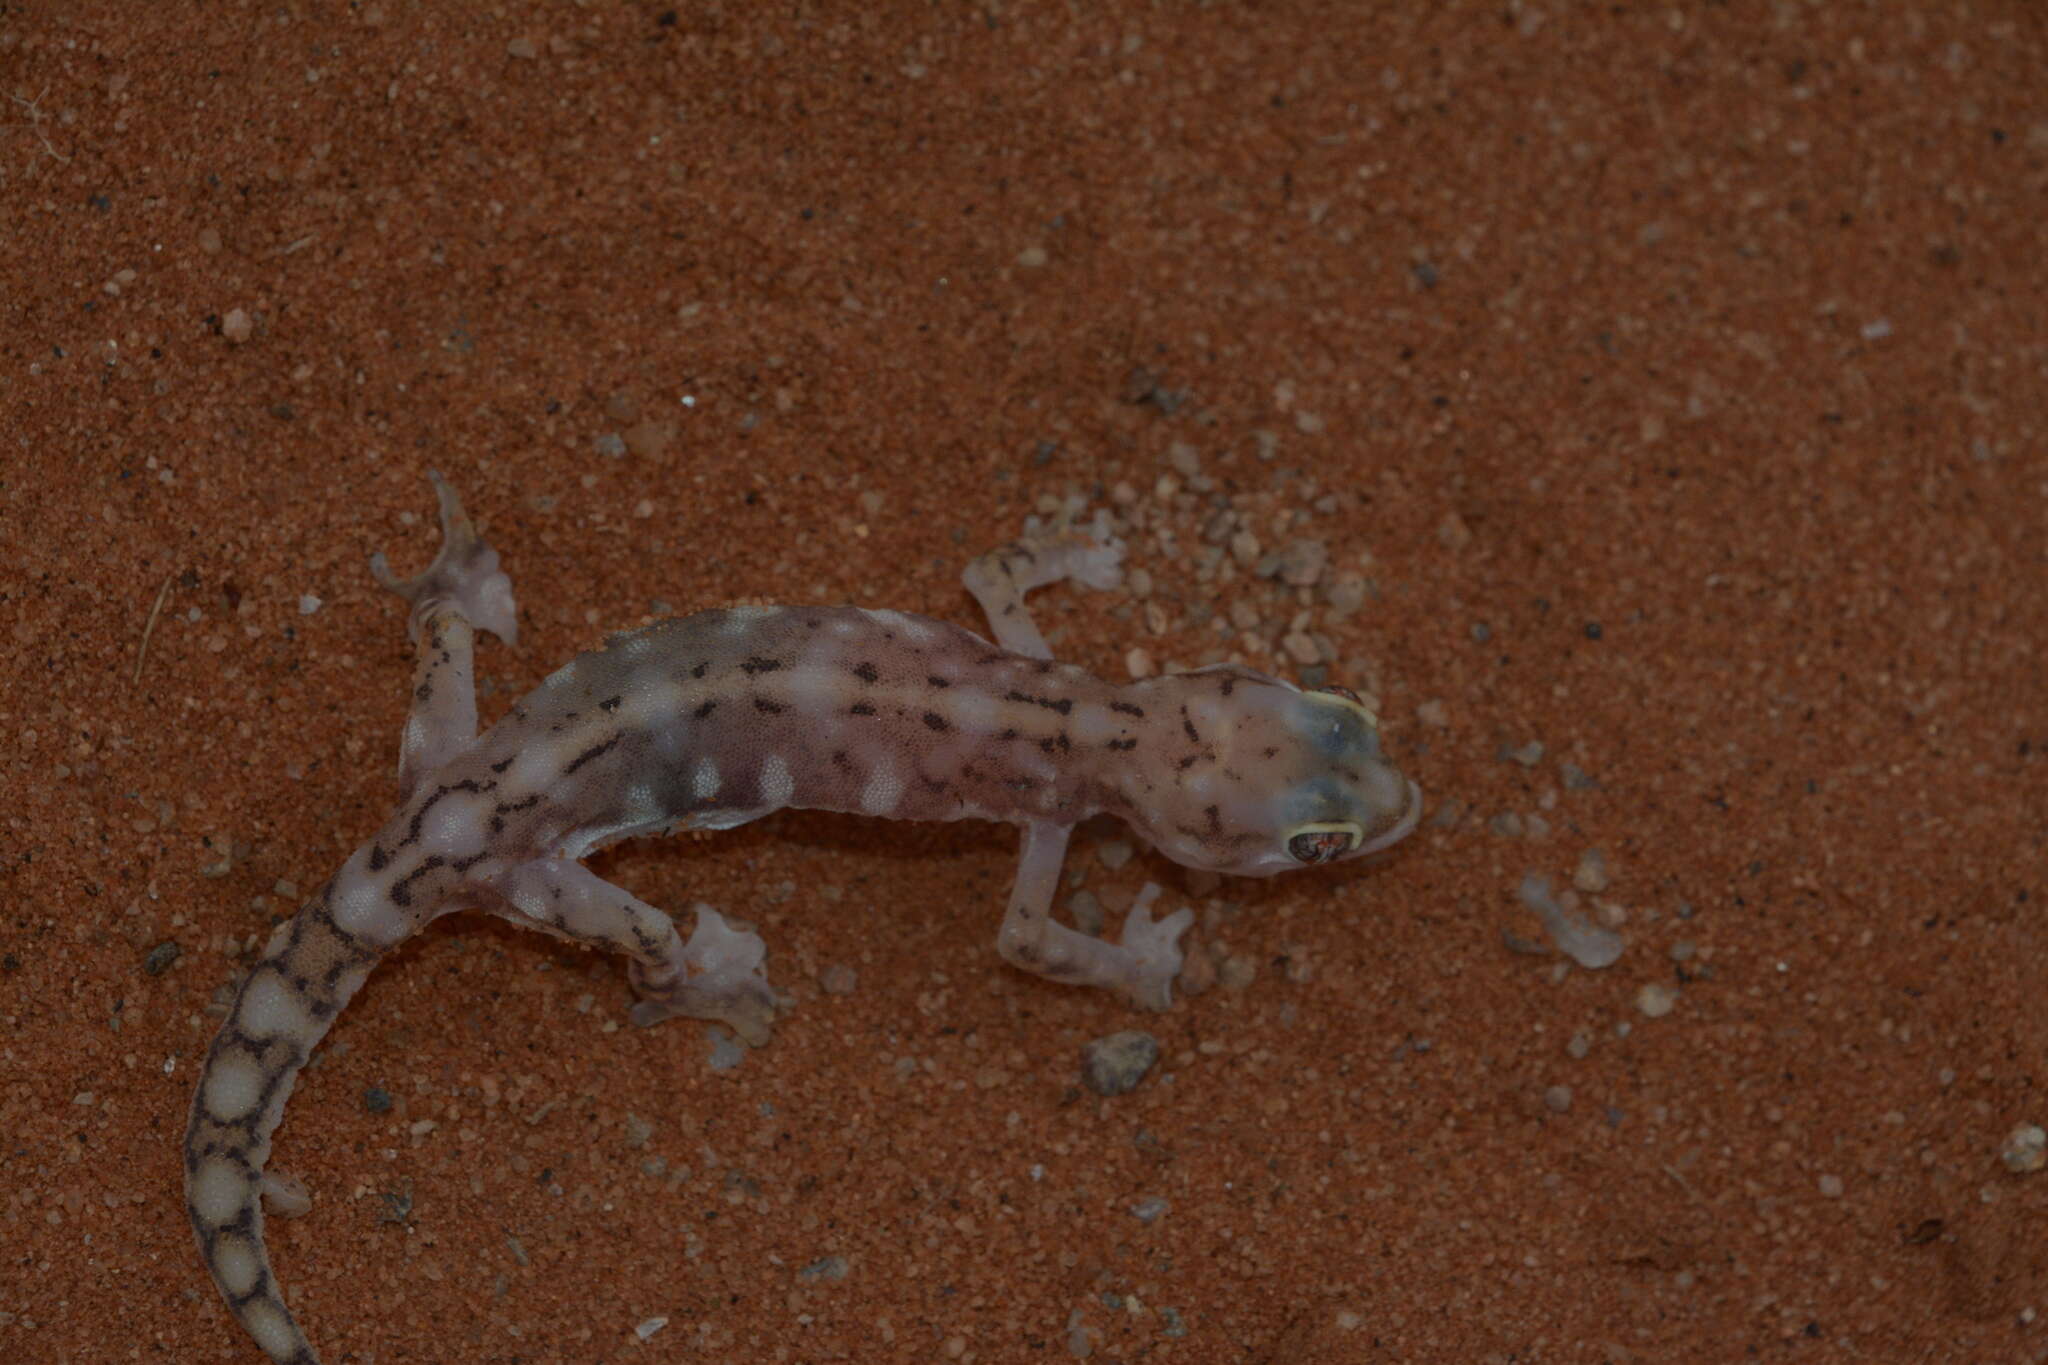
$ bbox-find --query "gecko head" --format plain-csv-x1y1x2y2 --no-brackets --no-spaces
1121,669,1421,878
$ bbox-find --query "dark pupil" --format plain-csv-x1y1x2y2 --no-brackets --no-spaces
1289,831,1348,863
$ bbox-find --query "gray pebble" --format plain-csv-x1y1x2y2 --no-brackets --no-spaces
1081,1030,1160,1096
798,1255,851,1281
1130,1196,1170,1224
1560,763,1600,791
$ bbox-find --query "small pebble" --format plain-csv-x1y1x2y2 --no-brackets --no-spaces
1081,1030,1160,1096
1636,982,1678,1018
1217,953,1258,990
1543,1085,1573,1113
1573,849,1610,893
221,308,253,343
1818,1174,1844,1198
798,1255,851,1281
1130,1196,1170,1224
706,1029,746,1071
1281,631,1320,664
1273,539,1328,586
819,963,858,995
142,941,181,975
1095,840,1133,871
1560,763,1600,791
2000,1124,2047,1174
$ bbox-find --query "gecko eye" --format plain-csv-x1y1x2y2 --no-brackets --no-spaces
1306,684,1378,727
1287,821,1364,864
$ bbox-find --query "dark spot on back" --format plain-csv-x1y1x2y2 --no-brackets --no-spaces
849,702,876,717
599,695,622,712
694,699,718,719
563,734,620,775
923,711,949,732
754,698,786,715
852,661,879,684
1109,701,1145,717
740,655,782,675
1005,689,1073,716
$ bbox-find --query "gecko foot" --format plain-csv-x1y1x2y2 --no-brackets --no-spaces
1117,883,1195,1012
628,904,779,1046
1014,509,1126,592
371,470,520,644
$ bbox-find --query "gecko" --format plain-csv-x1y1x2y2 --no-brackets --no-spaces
183,472,1422,1363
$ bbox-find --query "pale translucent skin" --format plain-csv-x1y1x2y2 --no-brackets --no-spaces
184,474,1421,1364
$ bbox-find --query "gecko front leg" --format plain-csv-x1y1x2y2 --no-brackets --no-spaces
961,512,1123,659
997,821,1193,1010
486,859,778,1045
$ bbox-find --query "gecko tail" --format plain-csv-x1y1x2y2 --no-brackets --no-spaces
184,875,398,1365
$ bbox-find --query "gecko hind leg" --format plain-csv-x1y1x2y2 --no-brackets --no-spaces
488,858,778,1045
961,511,1123,659
371,471,520,798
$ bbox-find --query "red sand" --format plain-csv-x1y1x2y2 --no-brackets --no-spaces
5,4,2045,1361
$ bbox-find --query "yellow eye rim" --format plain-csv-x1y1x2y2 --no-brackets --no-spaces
1286,820,1364,864
1303,686,1378,729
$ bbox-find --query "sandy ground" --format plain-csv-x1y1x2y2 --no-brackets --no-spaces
4,3,2046,1362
